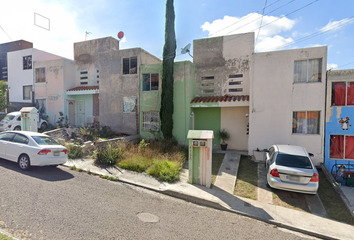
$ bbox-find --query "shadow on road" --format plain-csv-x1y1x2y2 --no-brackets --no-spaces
0,159,74,181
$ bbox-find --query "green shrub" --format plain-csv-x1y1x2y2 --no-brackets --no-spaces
66,143,83,159
80,126,95,141
94,144,125,166
118,156,154,172
99,126,116,139
147,160,181,183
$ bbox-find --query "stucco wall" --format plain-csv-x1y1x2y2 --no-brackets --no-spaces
74,37,161,134
34,58,77,125
193,32,254,98
8,48,63,105
249,46,327,165
139,61,196,145
325,69,354,170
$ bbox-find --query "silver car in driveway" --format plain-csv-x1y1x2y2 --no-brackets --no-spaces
265,145,319,195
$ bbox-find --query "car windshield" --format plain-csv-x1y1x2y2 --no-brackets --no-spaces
276,153,313,169
32,136,61,145
3,115,15,121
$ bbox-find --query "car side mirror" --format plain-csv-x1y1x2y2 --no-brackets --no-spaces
309,153,314,157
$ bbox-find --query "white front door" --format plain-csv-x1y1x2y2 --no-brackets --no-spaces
77,100,85,126
68,100,76,126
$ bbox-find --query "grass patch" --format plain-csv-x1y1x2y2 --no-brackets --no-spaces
118,156,154,173
234,156,258,200
212,153,225,184
317,169,354,225
0,233,12,240
100,175,119,182
147,160,182,182
94,143,125,166
66,143,84,159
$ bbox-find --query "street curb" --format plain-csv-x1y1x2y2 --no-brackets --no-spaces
63,165,340,240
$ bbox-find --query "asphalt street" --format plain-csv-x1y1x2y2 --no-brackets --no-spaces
0,160,319,240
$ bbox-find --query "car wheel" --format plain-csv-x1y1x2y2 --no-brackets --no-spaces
41,122,48,130
18,154,31,170
14,126,21,131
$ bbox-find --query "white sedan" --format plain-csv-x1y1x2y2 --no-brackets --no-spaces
0,131,68,170
265,145,319,195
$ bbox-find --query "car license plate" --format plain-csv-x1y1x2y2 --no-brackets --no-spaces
53,151,60,156
289,175,300,181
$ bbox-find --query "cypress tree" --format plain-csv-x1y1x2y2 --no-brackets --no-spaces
160,0,176,139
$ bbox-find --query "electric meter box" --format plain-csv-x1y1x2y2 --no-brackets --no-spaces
187,130,214,188
20,107,38,132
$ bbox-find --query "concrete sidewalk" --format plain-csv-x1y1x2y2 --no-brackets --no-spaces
63,151,354,240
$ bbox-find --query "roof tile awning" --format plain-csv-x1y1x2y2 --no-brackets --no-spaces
191,95,249,103
66,85,99,96
67,86,99,92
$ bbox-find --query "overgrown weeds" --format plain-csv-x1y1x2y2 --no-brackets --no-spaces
147,159,182,182
94,143,125,166
66,143,83,159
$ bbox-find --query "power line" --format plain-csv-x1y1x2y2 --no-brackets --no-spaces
256,0,268,45
0,25,12,41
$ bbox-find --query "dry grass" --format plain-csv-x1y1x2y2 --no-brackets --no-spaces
317,169,354,225
234,156,258,200
272,190,310,213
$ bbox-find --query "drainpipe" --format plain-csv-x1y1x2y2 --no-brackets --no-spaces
323,69,329,168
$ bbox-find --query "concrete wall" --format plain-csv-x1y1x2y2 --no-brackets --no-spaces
7,48,63,109
34,58,77,126
74,37,161,134
325,69,354,171
193,32,254,97
140,61,196,145
249,46,327,165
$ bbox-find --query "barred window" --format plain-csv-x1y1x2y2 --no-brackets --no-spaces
143,112,159,131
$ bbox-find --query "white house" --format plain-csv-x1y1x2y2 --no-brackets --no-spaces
7,48,63,112
249,46,328,165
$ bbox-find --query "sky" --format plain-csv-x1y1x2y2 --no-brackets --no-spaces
0,0,353,70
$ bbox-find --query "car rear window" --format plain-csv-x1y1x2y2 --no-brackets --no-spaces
276,153,313,169
32,136,60,145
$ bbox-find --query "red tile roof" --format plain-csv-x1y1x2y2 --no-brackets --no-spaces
67,86,99,92
191,95,249,103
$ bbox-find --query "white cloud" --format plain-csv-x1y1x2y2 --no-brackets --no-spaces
320,18,354,33
201,13,295,52
0,0,106,60
327,63,338,70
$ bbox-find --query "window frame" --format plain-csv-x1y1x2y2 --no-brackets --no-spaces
331,81,354,106
292,111,320,135
142,112,159,131
293,58,322,83
23,85,32,100
23,55,32,70
142,73,159,91
35,67,46,83
123,57,137,75
329,135,354,160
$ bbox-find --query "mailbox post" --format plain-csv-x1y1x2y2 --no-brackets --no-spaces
187,130,213,188
20,107,39,132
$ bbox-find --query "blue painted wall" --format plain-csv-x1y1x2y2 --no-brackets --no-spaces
325,106,354,173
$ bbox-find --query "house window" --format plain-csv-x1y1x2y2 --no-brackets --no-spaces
23,55,32,70
143,112,159,131
201,76,214,80
123,57,137,74
35,68,46,83
229,88,243,92
23,85,32,100
292,111,320,134
331,81,354,106
330,135,354,160
229,81,243,85
229,74,243,78
143,73,159,91
294,58,322,83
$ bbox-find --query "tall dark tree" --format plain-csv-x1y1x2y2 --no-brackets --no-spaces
160,0,176,139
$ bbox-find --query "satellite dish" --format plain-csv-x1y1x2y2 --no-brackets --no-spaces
181,43,193,58
118,31,124,40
